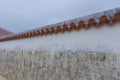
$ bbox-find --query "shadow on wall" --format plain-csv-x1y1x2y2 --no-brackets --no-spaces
0,76,7,80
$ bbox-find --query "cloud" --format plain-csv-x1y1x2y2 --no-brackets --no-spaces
0,0,120,33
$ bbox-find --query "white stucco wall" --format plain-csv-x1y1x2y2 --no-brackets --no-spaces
0,23,120,53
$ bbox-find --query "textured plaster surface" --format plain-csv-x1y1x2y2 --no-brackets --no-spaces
0,49,120,80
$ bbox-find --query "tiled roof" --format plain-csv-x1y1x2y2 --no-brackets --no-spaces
0,7,120,42
0,28,12,37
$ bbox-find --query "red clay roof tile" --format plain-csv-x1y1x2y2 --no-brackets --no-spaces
0,7,120,42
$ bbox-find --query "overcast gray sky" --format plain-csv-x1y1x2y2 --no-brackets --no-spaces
0,0,120,33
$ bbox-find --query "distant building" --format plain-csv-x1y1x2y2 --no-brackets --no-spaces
0,28,12,37
0,7,120,53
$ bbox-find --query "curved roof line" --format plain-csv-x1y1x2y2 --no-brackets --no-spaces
0,7,120,42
